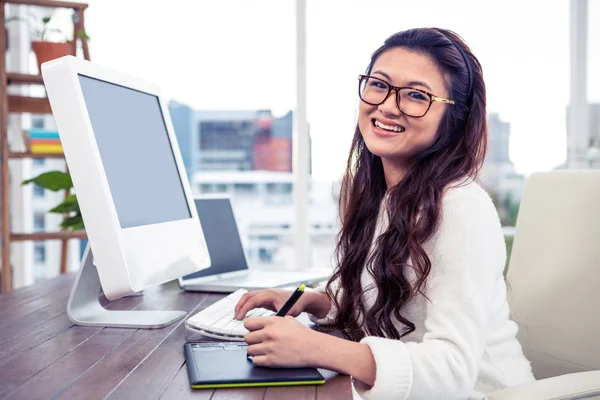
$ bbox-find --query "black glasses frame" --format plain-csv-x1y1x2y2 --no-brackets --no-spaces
358,74,455,118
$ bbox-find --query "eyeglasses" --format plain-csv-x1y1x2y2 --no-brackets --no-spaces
358,75,455,118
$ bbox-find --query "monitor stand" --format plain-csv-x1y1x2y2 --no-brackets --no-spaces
66,244,186,328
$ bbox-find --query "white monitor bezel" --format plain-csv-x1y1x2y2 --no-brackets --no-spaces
42,56,210,300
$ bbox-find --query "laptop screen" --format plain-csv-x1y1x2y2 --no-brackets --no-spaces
182,197,248,280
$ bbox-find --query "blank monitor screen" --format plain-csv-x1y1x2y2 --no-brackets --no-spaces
78,75,191,228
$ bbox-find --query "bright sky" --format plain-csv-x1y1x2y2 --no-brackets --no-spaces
51,0,600,181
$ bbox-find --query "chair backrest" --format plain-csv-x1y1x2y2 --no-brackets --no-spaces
506,171,600,379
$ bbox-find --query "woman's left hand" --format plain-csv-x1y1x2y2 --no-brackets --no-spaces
244,316,319,368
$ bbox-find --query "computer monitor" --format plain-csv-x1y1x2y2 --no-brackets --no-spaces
41,56,211,328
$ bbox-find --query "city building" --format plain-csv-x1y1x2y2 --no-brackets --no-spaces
168,102,311,177
563,103,600,168
193,170,339,269
168,101,196,182
481,113,525,222
168,100,336,270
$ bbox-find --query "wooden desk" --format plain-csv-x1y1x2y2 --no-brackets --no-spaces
0,275,352,399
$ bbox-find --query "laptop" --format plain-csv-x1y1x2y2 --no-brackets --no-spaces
178,195,332,293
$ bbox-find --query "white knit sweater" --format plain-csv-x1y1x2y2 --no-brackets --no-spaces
309,180,535,400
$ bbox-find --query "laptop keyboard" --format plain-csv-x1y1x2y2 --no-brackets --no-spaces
186,289,275,341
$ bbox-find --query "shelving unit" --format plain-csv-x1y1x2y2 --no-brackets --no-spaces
1,0,90,292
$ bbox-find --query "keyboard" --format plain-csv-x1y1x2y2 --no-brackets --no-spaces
185,289,275,341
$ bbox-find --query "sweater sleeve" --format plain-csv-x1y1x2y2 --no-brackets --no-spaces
355,190,506,400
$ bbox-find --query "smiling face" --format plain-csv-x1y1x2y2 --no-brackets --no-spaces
358,47,451,184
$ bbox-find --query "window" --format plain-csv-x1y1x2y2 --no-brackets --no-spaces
234,183,256,194
34,242,46,263
258,235,278,241
258,248,273,262
267,183,292,194
33,212,45,232
32,158,46,167
33,184,45,198
199,120,255,151
81,1,299,270
199,183,228,193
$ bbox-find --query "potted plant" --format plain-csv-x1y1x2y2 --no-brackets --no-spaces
22,171,83,231
30,16,74,73
7,11,89,73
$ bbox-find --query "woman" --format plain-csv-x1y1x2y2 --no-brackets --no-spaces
234,28,535,399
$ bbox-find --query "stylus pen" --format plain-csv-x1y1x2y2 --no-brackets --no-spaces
276,284,306,317
247,284,307,360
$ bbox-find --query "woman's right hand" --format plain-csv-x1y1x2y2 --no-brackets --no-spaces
234,289,305,320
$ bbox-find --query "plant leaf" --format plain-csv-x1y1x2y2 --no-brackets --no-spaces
42,17,51,24
22,171,72,191
60,213,84,230
77,30,90,40
48,195,79,214
69,221,85,231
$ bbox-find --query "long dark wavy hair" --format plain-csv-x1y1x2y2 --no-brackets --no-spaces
327,28,488,341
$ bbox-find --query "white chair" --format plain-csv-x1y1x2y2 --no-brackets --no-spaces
486,171,600,399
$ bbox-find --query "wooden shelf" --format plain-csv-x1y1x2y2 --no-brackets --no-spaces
11,231,87,241
1,0,90,292
8,151,64,158
6,73,44,85
1,0,88,9
7,95,52,114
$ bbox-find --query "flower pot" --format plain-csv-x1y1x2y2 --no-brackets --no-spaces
31,41,73,73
